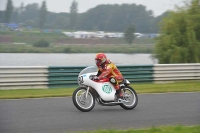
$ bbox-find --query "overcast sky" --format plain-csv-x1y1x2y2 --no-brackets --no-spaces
0,0,185,16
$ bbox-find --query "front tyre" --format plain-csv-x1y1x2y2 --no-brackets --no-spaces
72,87,95,112
120,86,138,110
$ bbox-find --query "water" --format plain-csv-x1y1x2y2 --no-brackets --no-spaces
0,53,158,66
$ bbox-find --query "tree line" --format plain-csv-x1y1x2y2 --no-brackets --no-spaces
0,0,168,33
155,0,200,63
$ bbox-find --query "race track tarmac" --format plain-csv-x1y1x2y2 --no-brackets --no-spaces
0,92,200,133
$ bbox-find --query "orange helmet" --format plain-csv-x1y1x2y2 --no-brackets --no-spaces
95,53,107,67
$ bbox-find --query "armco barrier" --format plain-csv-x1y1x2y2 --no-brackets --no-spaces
0,66,49,90
153,64,200,82
48,66,86,88
48,65,154,88
0,64,199,90
118,65,154,83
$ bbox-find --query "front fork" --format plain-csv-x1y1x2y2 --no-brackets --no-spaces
79,87,90,104
120,84,126,92
85,86,90,99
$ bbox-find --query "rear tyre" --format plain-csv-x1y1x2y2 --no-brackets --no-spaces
120,86,138,110
72,87,95,112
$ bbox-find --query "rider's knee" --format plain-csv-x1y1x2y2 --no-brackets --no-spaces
109,77,117,85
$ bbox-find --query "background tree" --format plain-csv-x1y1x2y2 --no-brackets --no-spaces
124,23,135,44
69,0,78,30
19,2,24,14
52,16,69,29
78,4,155,32
20,3,39,24
155,0,200,63
0,11,4,23
4,0,13,23
11,8,19,23
39,1,47,29
2,1,170,33
25,19,37,27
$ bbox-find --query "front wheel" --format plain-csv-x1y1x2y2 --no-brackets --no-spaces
120,86,138,110
72,87,95,112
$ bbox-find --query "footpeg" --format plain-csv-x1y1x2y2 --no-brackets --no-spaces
118,98,129,103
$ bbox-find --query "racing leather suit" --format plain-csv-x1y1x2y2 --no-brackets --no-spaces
96,59,124,90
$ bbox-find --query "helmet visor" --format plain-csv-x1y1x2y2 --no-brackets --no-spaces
95,59,101,63
95,59,102,66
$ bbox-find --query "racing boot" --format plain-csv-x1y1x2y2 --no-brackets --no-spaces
115,85,123,99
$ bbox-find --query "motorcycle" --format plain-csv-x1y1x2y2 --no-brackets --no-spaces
72,66,138,112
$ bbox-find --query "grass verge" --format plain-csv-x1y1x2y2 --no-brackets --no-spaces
79,125,200,133
0,81,199,99
0,43,154,53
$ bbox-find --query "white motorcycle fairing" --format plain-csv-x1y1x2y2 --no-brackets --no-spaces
73,66,138,112
78,72,116,101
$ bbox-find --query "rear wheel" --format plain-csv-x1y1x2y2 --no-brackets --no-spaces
120,86,138,110
72,87,95,112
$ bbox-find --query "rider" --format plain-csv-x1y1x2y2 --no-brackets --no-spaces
94,53,124,98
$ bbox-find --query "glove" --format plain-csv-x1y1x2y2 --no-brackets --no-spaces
89,75,99,80
93,76,99,80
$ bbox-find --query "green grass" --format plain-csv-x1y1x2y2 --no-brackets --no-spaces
0,81,199,99
0,31,68,44
130,80,200,94
0,30,67,38
78,125,200,133
0,88,75,99
0,30,156,53
0,43,154,53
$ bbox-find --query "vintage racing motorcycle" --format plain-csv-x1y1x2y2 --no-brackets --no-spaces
72,66,138,112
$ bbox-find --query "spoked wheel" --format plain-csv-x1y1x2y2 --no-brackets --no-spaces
72,87,95,112
120,86,138,110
